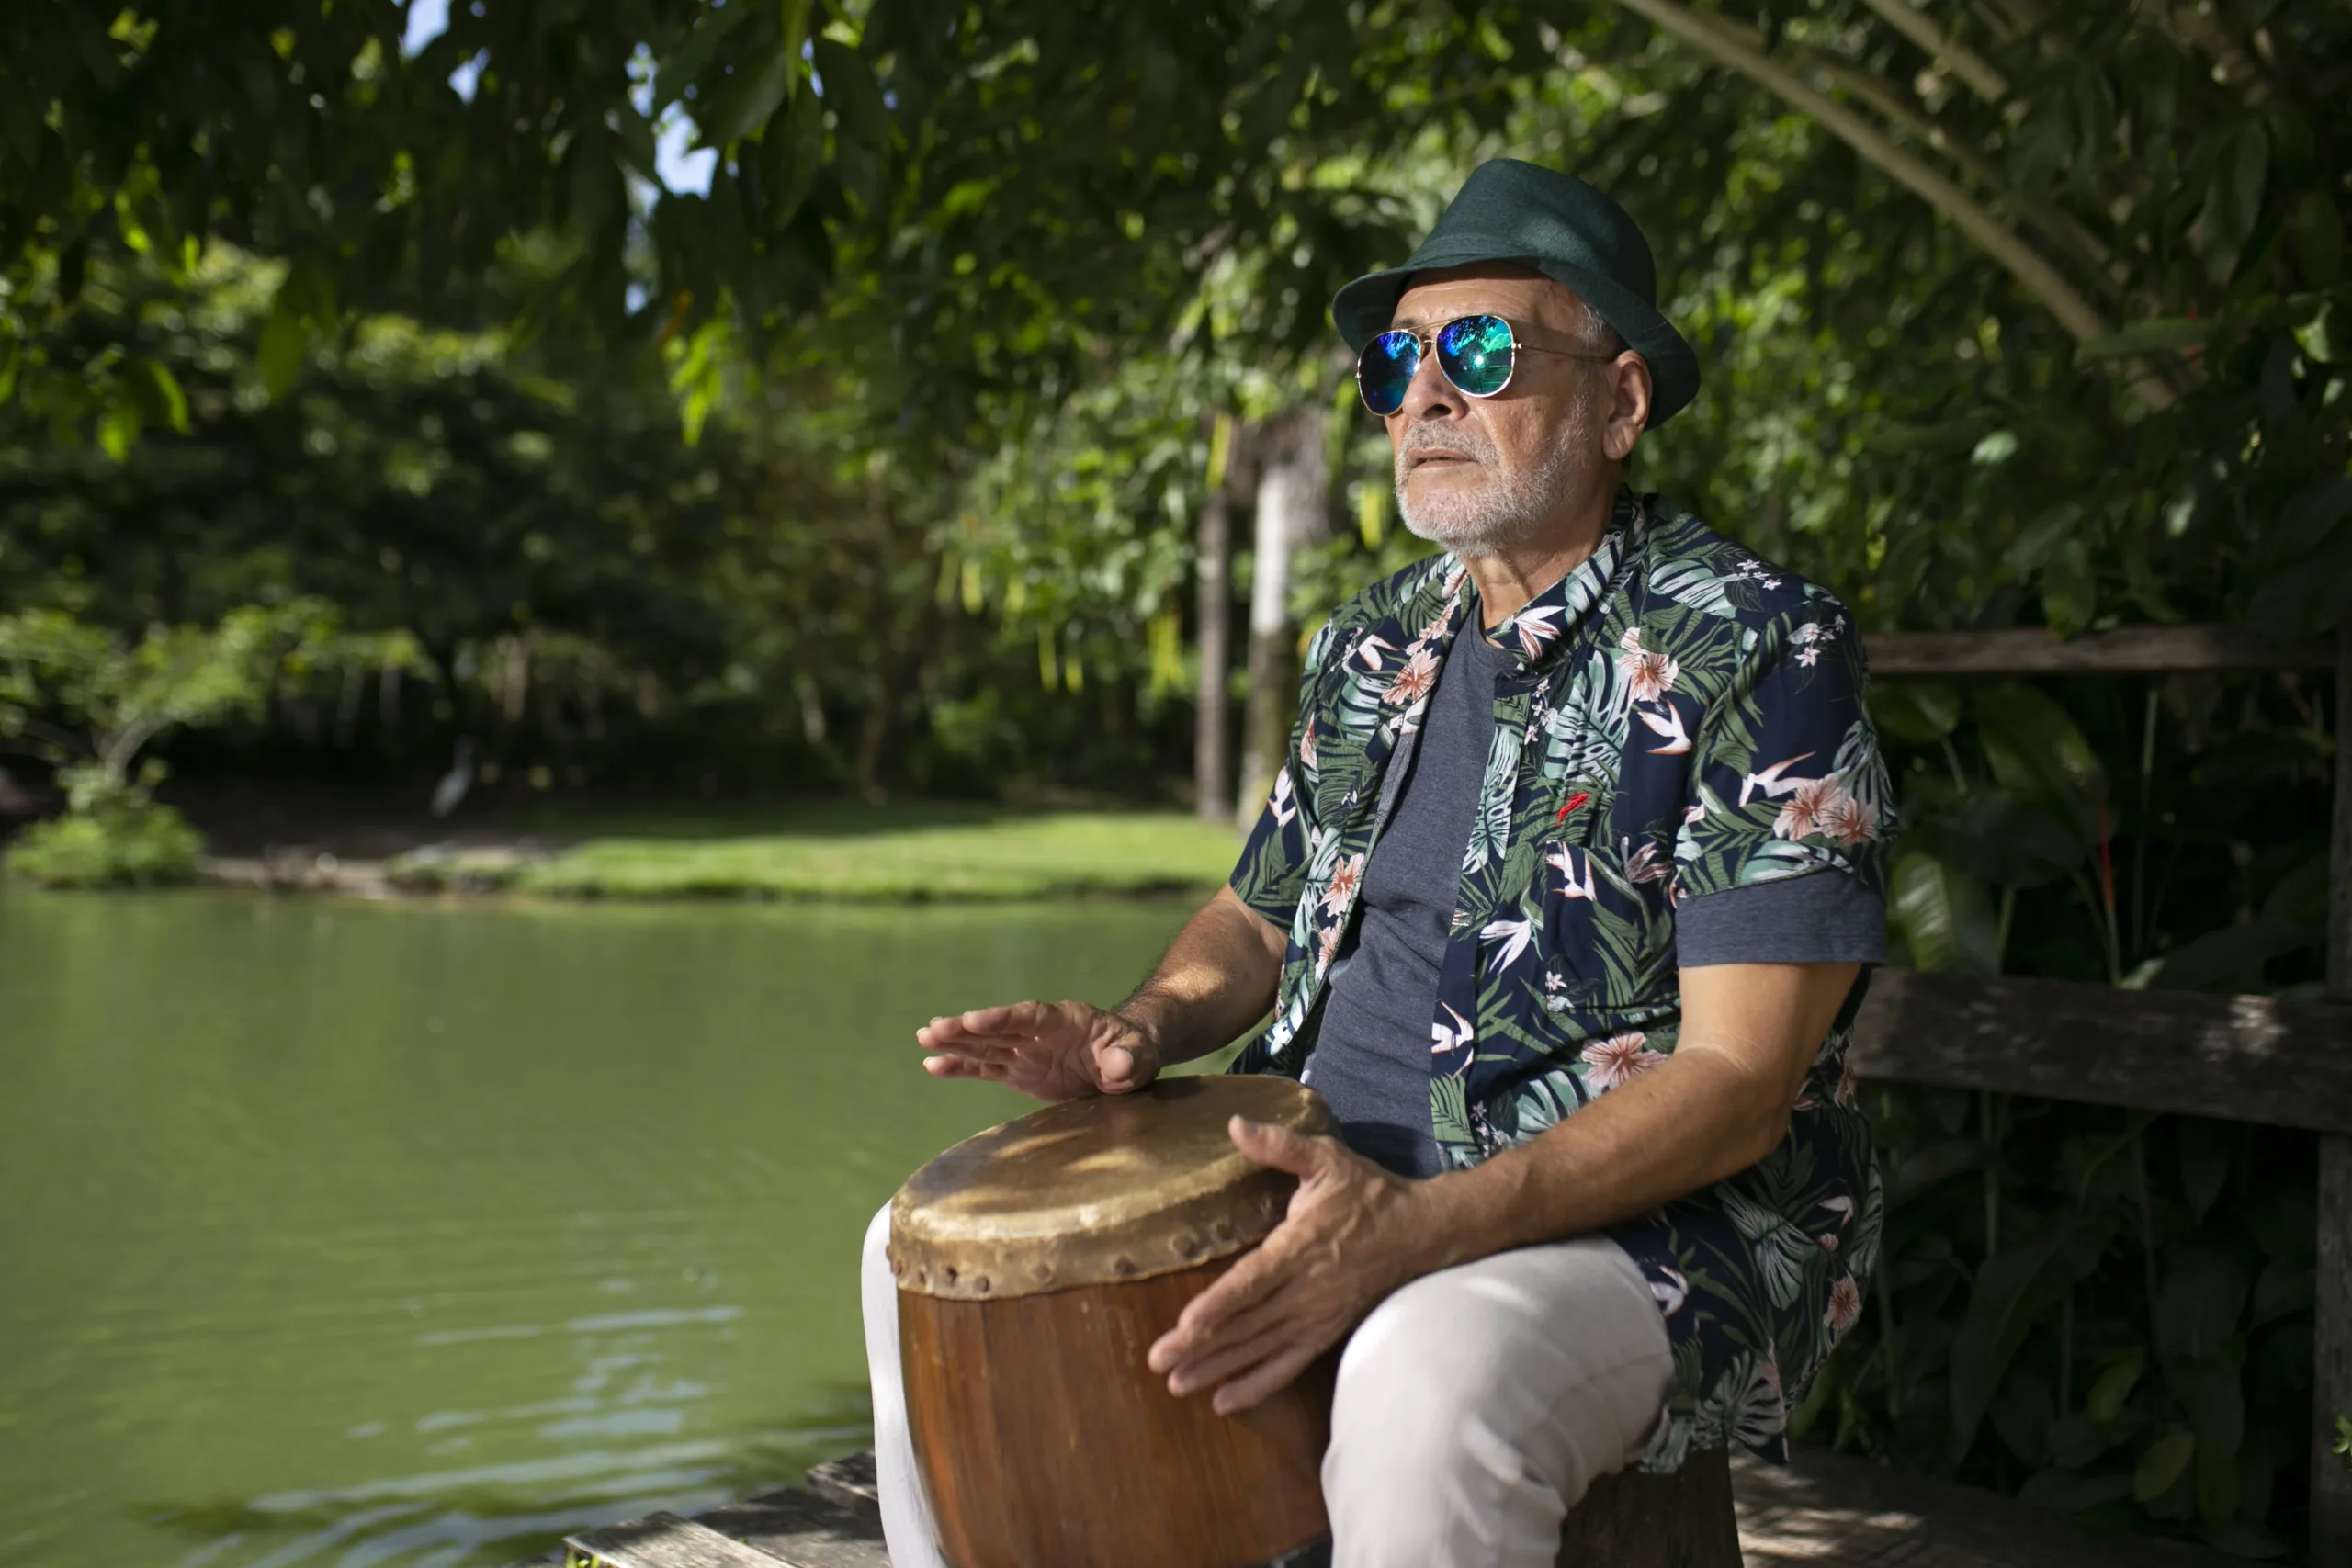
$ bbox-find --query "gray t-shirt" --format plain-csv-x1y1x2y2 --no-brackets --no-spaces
1303,623,1887,1179
1306,627,1503,1178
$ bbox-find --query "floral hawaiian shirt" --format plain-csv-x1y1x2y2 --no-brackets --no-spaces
1227,491,1896,1470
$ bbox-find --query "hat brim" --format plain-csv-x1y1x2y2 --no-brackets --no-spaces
1332,247,1699,429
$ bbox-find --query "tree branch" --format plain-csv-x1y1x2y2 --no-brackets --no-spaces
99,717,167,786
1611,0,2177,412
1708,12,2117,284
1857,0,2009,104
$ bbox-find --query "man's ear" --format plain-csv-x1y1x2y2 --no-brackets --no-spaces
1604,355,1652,459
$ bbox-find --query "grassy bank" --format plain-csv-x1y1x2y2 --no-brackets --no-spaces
396,807,1243,901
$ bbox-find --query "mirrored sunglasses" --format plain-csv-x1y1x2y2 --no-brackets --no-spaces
1354,313,1618,417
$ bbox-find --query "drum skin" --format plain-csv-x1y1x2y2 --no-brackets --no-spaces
892,1076,1335,1568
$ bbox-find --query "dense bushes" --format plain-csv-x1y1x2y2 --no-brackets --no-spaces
5,793,203,887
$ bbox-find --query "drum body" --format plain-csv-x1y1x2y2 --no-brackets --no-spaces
890,1075,1334,1568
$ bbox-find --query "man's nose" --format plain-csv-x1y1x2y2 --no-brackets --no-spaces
1394,342,1464,423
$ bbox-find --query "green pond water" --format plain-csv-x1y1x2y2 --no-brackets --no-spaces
0,886,1197,1567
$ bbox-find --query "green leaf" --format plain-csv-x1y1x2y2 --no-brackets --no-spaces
2155,1242,2249,1365
2245,525,2352,638
1868,681,1960,743
653,3,753,113
813,38,893,151
2151,919,2320,992
701,43,799,148
2250,1258,2313,1326
1907,788,2081,889
2262,853,2333,926
256,306,310,401
2135,1427,2195,1502
1948,1210,2117,1462
2086,1350,2144,1426
2293,189,2342,289
1991,1371,2057,1465
2168,1355,2245,1523
1973,685,2107,849
2196,119,2269,285
96,401,139,462
2261,475,2352,570
128,356,189,434
2041,540,2097,635
758,79,827,230
1890,850,1999,974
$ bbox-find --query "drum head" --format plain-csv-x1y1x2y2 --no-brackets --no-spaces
888,1075,1328,1300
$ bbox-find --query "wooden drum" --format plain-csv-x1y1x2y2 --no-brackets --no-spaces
888,1075,1335,1568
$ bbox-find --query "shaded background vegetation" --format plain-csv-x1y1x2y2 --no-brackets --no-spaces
2,0,2346,1557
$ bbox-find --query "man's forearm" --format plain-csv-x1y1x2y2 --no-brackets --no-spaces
1407,959,1860,1270
1118,886,1287,1066
1409,1044,1796,1271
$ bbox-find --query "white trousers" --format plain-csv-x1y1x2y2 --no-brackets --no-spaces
860,1202,1673,1568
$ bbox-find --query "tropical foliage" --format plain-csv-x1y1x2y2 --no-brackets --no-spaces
0,598,343,882
2,0,2345,1554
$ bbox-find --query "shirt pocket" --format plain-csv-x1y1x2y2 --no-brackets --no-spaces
1535,831,1679,1010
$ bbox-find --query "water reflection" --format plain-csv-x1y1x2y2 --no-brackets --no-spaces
0,886,1193,1566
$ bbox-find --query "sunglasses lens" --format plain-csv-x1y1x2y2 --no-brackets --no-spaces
1436,314,1514,397
1357,332,1419,415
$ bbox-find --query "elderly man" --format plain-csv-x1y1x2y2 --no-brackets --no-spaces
864,159,1894,1566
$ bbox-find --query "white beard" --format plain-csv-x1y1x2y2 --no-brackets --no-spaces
1393,412,1593,558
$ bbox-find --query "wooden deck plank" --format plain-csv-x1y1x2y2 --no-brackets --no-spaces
565,1512,788,1568
510,1488,889,1568
806,1452,880,1518
556,1449,2224,1568
1735,1449,2234,1568
696,1488,890,1568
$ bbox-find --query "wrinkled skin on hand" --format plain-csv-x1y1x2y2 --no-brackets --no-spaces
916,998,1160,1101
1148,1115,1437,1415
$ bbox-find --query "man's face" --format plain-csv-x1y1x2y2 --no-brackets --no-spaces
1382,265,1650,558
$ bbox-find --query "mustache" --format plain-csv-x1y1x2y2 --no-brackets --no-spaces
1396,427,1497,465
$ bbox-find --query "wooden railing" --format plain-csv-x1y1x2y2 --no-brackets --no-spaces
1849,622,2351,1561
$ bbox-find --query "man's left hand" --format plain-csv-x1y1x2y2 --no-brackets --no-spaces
1146,1116,1439,1415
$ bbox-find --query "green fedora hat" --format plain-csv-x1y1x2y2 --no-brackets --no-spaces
1331,158,1700,427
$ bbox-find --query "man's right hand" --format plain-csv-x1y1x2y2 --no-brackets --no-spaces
916,999,1162,1101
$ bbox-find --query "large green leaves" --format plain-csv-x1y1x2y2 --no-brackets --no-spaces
2192,119,2270,286
1947,1209,2119,1463
1889,850,1999,973
1973,686,2109,852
